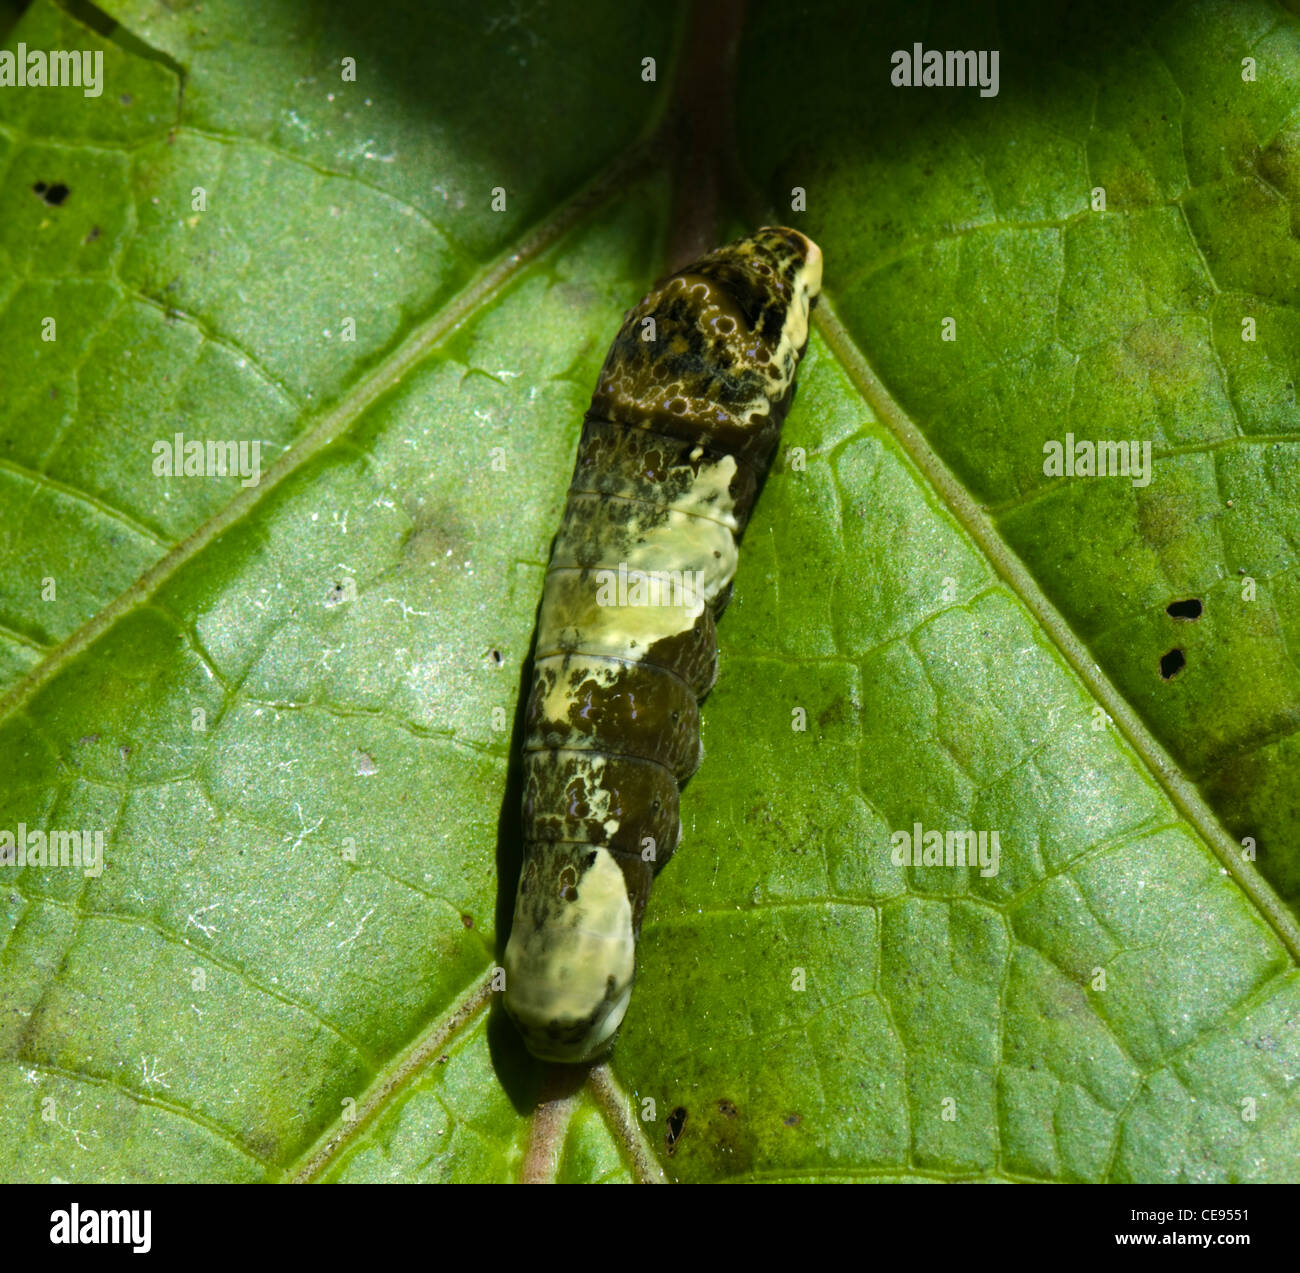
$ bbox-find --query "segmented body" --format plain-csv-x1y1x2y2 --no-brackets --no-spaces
503,227,823,1062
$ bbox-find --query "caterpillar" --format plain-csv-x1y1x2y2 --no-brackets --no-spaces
502,227,823,1062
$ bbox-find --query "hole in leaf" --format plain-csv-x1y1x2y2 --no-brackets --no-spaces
1166,598,1203,619
32,181,70,206
1160,649,1185,679
665,1106,688,1155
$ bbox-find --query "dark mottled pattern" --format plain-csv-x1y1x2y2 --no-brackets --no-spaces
523,749,679,862
572,417,762,527
587,225,814,470
525,657,701,778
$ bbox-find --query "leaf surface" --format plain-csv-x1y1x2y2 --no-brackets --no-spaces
0,0,1297,1183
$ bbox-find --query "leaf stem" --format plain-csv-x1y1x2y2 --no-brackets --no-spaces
284,974,494,1183
587,1062,665,1184
520,1064,588,1183
663,0,746,272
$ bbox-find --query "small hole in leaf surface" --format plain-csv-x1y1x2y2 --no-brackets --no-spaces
1160,649,1185,679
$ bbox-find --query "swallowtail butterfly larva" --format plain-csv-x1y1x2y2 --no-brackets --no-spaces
503,227,823,1061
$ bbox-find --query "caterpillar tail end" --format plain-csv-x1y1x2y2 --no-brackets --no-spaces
502,844,637,1064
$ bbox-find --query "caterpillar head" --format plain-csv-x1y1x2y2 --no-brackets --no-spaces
589,227,824,473
686,225,823,399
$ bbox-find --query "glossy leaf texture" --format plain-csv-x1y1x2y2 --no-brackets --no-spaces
0,0,1297,1183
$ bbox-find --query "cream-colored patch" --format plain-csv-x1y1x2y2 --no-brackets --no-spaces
674,454,739,530
802,234,824,287
503,846,636,1062
614,509,737,600
538,574,703,664
537,454,743,668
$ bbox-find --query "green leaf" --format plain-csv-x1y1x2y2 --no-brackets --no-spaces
1,0,1297,1184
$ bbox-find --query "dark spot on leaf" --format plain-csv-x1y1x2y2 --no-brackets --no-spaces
245,1131,279,1161
1166,598,1202,619
33,182,70,206
461,913,473,929
783,1113,802,1127
818,696,849,729
665,1106,688,1155
563,886,578,902
717,1099,738,1118
84,225,101,244
1160,649,1185,679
